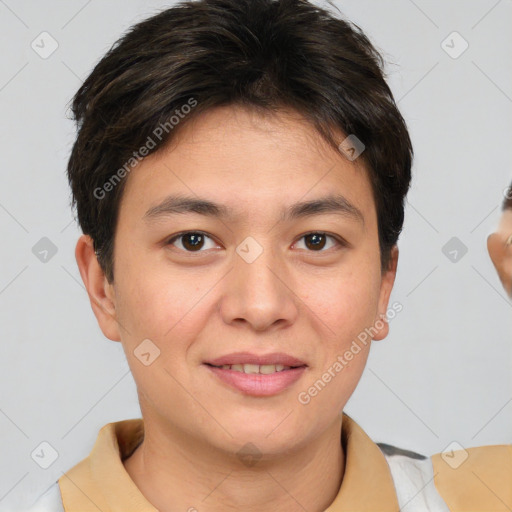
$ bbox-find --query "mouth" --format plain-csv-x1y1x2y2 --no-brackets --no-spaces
204,362,306,374
202,353,308,396
204,351,308,368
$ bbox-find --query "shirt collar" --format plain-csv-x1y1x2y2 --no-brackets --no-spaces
59,414,398,511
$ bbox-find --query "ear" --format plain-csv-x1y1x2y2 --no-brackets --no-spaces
487,232,512,297
75,234,121,341
372,245,399,341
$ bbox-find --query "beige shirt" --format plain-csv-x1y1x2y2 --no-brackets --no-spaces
45,415,511,511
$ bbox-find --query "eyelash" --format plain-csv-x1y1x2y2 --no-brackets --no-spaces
165,231,345,253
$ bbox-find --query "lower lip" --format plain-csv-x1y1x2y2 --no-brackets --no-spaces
204,364,307,396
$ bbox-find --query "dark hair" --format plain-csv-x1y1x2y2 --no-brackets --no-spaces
67,0,413,283
504,183,512,210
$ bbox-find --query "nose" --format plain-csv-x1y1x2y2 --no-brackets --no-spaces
219,240,299,332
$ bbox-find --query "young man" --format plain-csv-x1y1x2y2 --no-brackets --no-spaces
488,186,512,296
28,0,511,510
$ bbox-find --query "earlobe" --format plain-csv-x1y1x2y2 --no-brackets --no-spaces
373,245,399,341
75,234,121,341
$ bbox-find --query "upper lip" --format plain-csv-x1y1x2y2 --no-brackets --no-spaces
205,352,307,367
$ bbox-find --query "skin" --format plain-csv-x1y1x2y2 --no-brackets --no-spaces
487,209,512,297
75,105,398,512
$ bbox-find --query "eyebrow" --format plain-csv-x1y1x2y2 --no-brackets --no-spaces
143,193,364,225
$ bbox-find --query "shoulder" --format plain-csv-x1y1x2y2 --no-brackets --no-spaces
24,482,64,512
432,444,512,511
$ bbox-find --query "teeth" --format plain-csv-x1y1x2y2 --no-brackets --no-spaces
243,364,260,374
260,364,277,374
214,363,294,373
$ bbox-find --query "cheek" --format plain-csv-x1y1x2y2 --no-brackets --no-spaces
113,259,205,342
303,264,381,342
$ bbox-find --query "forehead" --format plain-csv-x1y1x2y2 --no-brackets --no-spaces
118,105,376,224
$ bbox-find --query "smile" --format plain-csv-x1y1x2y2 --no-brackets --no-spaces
206,363,300,374
203,363,307,396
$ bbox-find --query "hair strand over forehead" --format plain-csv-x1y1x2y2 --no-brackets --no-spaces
67,0,413,282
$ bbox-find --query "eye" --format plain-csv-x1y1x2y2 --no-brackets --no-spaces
165,231,344,253
166,231,219,252
294,232,342,252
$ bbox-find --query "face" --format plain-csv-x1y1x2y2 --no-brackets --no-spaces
488,209,512,297
77,105,397,457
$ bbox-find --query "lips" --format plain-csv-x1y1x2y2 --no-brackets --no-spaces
208,363,295,374
203,352,308,396
204,351,307,368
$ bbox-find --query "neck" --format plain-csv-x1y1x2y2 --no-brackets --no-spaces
123,416,345,512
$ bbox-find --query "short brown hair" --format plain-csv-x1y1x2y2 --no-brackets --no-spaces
503,183,512,210
67,0,413,282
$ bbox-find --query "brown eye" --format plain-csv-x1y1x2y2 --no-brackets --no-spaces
295,232,341,252
181,233,204,251
167,232,217,252
305,233,327,250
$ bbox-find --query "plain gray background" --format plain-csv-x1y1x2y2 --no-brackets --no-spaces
1,0,511,510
